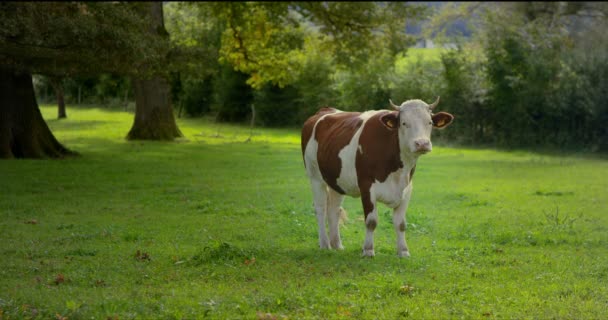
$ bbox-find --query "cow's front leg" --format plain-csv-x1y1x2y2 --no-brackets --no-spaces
310,179,330,249
393,183,413,258
361,192,377,257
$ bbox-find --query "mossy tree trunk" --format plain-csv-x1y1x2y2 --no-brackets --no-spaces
50,76,67,119
126,2,182,141
126,76,182,140
0,68,75,159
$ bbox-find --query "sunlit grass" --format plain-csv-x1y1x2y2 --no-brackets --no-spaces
0,105,607,319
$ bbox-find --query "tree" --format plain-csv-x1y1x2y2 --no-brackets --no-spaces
127,2,182,140
0,2,176,158
49,76,67,119
187,2,427,90
0,68,74,158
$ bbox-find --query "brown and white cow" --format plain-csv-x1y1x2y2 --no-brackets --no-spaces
301,97,454,257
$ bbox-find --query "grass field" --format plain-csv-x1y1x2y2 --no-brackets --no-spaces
1,105,607,319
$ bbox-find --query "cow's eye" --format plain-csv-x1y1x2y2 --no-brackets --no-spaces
402,122,408,128
428,121,433,125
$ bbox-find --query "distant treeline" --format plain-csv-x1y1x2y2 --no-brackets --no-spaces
34,9,608,153
35,36,608,153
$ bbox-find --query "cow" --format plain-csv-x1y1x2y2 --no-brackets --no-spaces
301,97,454,257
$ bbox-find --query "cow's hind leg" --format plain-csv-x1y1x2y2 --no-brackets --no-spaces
327,188,345,250
310,179,330,249
361,192,377,257
393,183,413,258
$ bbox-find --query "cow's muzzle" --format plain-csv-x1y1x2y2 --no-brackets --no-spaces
414,139,432,154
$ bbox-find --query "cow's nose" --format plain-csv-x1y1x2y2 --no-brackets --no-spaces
414,139,431,152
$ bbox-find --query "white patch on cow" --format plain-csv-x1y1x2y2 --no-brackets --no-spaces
369,168,409,209
335,111,383,197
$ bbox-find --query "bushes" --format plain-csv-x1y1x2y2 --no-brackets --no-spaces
177,75,214,117
213,66,254,123
254,84,301,126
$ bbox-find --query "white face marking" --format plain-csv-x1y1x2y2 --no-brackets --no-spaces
397,100,434,154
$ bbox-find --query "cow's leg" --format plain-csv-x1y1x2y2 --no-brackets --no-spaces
361,192,377,257
327,188,345,250
310,179,330,249
393,183,413,258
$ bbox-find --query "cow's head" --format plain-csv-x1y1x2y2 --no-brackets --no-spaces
380,97,454,155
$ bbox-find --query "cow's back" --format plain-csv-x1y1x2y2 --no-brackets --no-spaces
301,107,338,159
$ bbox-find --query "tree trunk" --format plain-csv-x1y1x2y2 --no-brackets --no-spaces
50,76,67,119
126,76,182,140
0,68,75,159
126,2,182,140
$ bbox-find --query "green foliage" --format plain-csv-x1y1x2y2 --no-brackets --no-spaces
213,65,254,122
34,74,131,107
254,84,301,126
391,52,445,107
0,105,607,318
291,40,339,121
177,75,215,117
0,2,162,77
185,2,427,89
439,47,488,144
333,51,395,111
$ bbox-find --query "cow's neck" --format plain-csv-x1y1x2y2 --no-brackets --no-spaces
400,151,420,176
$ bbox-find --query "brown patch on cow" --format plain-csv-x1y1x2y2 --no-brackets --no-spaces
301,107,338,165
313,111,363,194
356,111,403,217
399,221,406,232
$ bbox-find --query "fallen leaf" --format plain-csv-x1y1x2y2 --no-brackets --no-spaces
134,250,151,261
398,284,415,296
54,274,65,285
244,257,256,266
257,312,277,320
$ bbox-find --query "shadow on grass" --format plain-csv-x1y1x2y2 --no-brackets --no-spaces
46,120,111,131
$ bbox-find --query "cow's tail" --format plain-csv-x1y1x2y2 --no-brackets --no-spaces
338,207,348,225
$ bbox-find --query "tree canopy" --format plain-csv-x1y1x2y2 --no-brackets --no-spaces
0,2,165,78
176,2,428,89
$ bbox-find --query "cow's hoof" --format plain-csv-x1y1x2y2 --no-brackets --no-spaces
331,242,344,250
362,249,375,257
398,250,411,258
319,242,330,249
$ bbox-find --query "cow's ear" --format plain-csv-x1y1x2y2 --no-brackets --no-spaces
432,112,454,129
380,111,399,130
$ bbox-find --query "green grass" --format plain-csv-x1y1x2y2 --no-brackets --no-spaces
1,105,607,319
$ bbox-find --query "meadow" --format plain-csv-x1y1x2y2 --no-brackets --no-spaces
1,105,607,319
